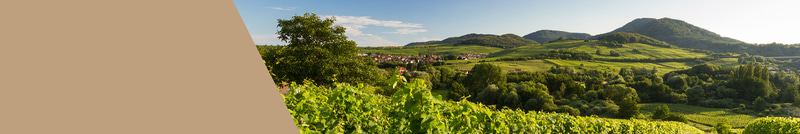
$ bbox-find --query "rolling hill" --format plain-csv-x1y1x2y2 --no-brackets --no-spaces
405,33,494,46
590,18,748,52
522,30,591,43
456,33,538,48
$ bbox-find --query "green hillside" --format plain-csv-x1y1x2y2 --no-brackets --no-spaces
522,30,591,43
457,33,538,48
595,18,800,57
591,18,741,44
597,32,675,48
405,33,494,46
586,17,800,57
639,103,758,132
488,40,707,60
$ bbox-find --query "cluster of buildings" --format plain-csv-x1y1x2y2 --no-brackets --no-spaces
357,53,486,64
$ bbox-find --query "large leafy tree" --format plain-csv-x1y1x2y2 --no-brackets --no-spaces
264,13,380,87
462,63,507,101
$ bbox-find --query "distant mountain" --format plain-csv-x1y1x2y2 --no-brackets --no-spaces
405,33,494,46
522,30,591,43
597,32,675,48
591,18,745,51
457,34,538,48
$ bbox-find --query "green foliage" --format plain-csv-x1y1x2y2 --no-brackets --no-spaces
617,96,641,119
448,82,468,101
458,34,538,48
603,84,639,104
639,103,759,131
522,86,557,111
476,85,501,106
557,105,581,116
585,100,619,117
405,33,494,46
741,117,800,134
283,79,705,133
728,76,774,102
686,85,705,105
264,13,381,87
532,49,594,60
663,113,688,123
752,97,769,112
652,105,670,120
598,32,675,48
795,95,800,108
522,30,591,43
609,50,622,57
666,74,689,91
714,119,732,134
463,63,506,101
779,84,799,103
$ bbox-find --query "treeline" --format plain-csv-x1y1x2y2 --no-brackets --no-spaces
405,33,494,46
598,32,676,48
595,57,716,63
491,49,721,63
666,38,800,57
522,30,591,43
494,49,593,61
547,37,587,43
664,63,800,117
457,34,538,48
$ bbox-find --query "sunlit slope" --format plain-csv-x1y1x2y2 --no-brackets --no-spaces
488,40,708,59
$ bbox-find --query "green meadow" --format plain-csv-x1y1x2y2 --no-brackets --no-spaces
639,103,758,133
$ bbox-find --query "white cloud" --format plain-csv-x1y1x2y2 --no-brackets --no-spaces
340,24,373,36
320,15,426,46
384,28,428,34
268,7,296,11
331,16,422,28
340,24,398,46
352,36,399,47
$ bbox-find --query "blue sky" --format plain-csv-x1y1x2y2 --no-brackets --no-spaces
234,0,800,46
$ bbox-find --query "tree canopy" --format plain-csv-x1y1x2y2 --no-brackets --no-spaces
263,13,382,86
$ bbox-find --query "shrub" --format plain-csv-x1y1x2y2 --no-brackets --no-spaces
557,105,580,116
715,119,732,134
663,113,688,123
652,104,670,120
742,117,800,134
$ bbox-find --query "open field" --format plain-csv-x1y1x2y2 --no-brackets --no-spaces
543,59,693,76
639,103,758,132
705,58,741,67
488,40,709,60
441,60,557,73
437,58,701,76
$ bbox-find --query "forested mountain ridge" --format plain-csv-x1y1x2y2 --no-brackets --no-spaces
522,30,591,43
457,33,538,48
408,17,800,57
597,32,676,48
582,17,800,57
405,33,494,46
404,33,538,48
591,18,742,45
